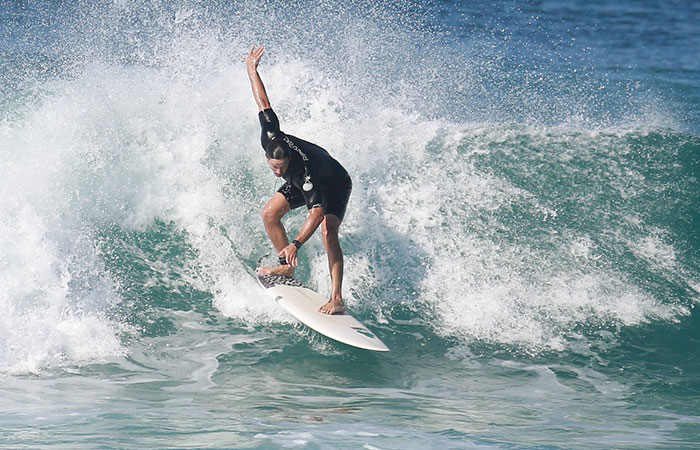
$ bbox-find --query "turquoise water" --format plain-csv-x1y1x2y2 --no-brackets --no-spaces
1,0,699,448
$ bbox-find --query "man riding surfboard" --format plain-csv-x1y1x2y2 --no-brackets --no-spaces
245,45,351,315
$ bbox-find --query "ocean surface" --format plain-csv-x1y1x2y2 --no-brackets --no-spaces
1,0,699,448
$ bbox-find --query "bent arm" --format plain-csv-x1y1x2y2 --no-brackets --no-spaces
245,45,271,112
279,207,325,267
294,207,325,245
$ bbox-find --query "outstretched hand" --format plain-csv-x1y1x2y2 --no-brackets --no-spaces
245,45,265,73
245,44,271,111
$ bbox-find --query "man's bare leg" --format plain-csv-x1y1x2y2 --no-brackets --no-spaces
318,214,346,314
259,192,294,277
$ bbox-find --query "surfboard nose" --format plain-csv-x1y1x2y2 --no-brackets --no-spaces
257,274,390,352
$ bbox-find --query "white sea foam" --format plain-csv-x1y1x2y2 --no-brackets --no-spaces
1,0,693,368
626,231,678,270
336,116,691,350
0,133,126,374
3,56,688,365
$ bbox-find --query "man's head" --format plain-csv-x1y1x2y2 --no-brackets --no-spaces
266,155,290,177
265,138,291,177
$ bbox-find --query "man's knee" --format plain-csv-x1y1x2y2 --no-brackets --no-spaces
261,204,283,225
261,205,272,223
262,194,289,224
322,227,338,243
322,215,341,245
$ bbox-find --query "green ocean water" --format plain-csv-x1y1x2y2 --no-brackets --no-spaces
2,0,699,448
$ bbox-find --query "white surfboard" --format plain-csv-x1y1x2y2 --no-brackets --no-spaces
257,274,389,352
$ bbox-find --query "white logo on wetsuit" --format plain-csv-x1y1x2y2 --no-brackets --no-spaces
302,175,313,191
283,136,308,161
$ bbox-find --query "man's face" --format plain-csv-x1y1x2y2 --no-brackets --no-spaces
267,157,290,177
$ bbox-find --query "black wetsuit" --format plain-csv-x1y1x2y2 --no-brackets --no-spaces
259,108,352,221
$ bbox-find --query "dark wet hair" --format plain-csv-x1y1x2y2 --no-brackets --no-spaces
265,138,291,160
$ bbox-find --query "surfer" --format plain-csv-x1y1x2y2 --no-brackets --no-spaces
245,45,351,315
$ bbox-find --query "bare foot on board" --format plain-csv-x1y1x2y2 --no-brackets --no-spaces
257,265,295,278
318,299,345,315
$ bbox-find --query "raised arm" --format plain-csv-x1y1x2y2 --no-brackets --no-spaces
245,45,271,112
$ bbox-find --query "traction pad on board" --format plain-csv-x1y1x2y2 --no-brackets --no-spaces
257,274,306,289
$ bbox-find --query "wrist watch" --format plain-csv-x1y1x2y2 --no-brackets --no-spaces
292,239,302,249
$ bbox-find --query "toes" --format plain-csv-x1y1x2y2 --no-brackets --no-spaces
317,302,344,315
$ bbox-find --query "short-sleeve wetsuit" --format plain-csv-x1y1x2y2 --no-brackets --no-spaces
259,108,352,221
